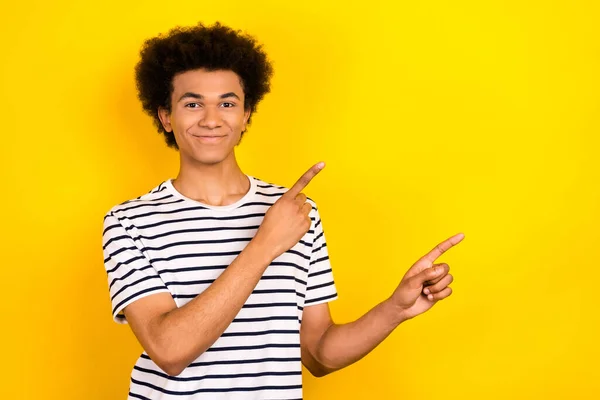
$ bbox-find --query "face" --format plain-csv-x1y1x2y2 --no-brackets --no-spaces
158,69,251,165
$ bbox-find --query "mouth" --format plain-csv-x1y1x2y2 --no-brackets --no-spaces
190,134,227,143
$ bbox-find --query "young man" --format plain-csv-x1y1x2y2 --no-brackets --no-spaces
102,22,464,400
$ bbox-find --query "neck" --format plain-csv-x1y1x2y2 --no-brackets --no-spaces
173,151,250,207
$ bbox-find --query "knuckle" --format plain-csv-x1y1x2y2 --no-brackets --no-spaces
409,276,422,289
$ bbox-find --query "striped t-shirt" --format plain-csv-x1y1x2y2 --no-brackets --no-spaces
101,175,337,400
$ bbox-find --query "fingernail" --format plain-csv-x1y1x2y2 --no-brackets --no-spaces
317,162,325,169
427,294,434,301
423,288,430,295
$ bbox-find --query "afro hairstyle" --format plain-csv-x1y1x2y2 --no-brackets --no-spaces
134,22,274,149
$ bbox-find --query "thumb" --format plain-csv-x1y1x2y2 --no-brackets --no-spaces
409,265,445,289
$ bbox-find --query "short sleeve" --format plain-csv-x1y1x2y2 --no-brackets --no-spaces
102,211,171,324
305,206,338,306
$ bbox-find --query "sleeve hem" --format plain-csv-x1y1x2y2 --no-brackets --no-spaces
304,294,338,307
112,288,173,324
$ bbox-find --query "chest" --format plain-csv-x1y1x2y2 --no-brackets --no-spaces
133,209,313,310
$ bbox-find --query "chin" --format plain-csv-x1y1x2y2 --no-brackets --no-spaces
188,149,233,166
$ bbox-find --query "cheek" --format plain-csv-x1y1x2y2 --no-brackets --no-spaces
227,113,247,130
172,112,199,134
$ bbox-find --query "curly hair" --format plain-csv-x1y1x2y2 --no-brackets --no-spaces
134,22,274,149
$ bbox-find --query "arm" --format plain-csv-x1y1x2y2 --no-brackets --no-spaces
300,300,403,377
124,239,273,377
301,233,464,376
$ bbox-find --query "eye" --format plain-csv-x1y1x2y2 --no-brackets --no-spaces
185,103,201,108
221,102,235,108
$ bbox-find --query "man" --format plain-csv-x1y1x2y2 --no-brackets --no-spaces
102,21,464,399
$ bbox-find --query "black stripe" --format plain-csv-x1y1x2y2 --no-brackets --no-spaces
158,264,228,274
220,329,298,338
124,225,261,242
104,245,137,263
270,261,308,273
305,293,337,305
311,242,327,254
116,196,182,213
172,294,198,299
110,275,156,302
108,264,154,289
307,281,335,291
152,251,241,263
133,212,268,230
232,315,298,323
159,263,311,277
174,291,305,300
252,288,296,295
102,234,131,250
130,378,302,395
164,279,215,286
255,191,285,197
102,221,120,236
256,183,286,189
133,365,300,381
242,302,297,309
142,237,252,252
308,267,332,278
127,205,212,220
106,254,148,276
206,343,300,352
285,249,310,261
140,353,301,367
240,201,276,208
309,255,329,266
128,392,152,400
139,236,311,253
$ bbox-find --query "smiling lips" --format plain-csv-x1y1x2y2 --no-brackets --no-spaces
191,134,226,143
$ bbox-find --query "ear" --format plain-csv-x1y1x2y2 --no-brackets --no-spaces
157,106,173,133
242,109,251,131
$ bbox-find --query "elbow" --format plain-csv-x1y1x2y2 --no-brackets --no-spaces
310,367,331,378
159,361,186,377
150,350,187,377
308,354,337,378
147,342,192,377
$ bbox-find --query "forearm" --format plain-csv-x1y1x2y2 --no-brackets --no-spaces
315,299,406,373
149,239,273,375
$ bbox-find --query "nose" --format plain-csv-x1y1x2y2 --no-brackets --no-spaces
199,106,222,129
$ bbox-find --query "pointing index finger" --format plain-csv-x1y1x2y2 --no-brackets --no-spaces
421,233,465,264
285,162,326,199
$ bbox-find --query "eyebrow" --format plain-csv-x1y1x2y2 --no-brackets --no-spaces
177,92,241,102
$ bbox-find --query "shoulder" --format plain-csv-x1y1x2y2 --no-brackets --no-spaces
103,180,176,222
251,176,319,209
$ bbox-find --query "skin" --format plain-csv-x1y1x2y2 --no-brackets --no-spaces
123,68,465,377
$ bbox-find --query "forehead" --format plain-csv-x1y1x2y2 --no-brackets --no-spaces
171,69,244,97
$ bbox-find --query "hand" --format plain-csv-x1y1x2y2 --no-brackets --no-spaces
389,233,464,321
254,162,325,261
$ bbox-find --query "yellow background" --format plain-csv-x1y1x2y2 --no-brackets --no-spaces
1,0,598,399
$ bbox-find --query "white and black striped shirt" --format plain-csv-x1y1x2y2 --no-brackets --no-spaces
102,175,337,399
